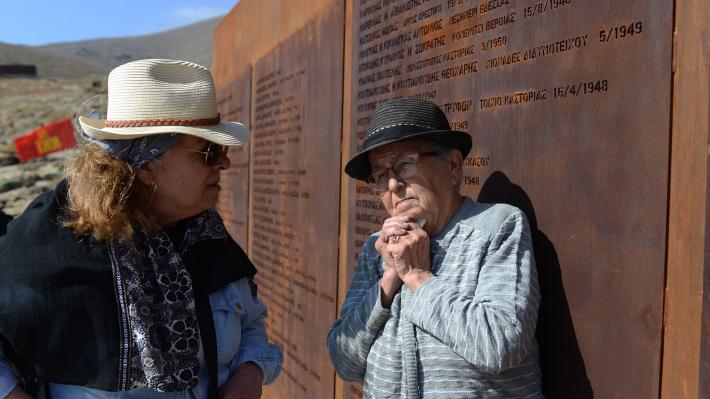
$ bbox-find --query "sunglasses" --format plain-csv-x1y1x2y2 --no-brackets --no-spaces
174,143,228,166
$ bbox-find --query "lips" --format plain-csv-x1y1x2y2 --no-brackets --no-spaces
206,179,221,190
395,197,414,208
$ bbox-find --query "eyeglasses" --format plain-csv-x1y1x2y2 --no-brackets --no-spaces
366,151,441,195
174,143,227,166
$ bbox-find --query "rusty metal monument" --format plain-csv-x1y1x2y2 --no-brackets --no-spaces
212,0,709,398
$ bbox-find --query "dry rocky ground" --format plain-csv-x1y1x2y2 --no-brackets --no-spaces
0,77,103,216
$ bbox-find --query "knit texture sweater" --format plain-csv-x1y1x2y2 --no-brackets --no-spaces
327,198,544,398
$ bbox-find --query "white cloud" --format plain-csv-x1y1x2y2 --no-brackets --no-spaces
169,6,232,23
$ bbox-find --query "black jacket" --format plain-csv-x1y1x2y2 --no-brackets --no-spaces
0,180,254,395
0,210,10,235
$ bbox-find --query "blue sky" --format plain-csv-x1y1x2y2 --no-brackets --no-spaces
0,0,239,46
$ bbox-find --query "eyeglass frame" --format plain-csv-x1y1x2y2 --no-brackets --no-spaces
173,143,228,166
366,147,451,195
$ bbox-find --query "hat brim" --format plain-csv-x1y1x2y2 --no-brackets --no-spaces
344,129,472,181
79,116,249,146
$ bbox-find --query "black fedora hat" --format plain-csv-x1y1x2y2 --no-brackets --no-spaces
345,98,472,181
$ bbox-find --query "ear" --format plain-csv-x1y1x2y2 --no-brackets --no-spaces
447,149,464,185
136,165,155,186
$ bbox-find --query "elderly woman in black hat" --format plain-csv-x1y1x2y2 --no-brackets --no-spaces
328,98,543,398
0,59,281,399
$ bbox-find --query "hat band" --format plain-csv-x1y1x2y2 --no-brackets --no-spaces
363,124,435,148
104,114,221,128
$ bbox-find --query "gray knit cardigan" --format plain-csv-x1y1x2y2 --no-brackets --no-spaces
327,198,544,398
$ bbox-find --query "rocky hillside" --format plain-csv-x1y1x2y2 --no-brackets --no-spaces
0,42,103,78
0,16,222,218
0,16,221,79
0,77,101,216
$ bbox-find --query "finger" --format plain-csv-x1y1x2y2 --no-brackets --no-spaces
382,228,408,241
404,221,426,232
401,226,429,245
387,234,404,245
394,231,417,245
390,231,428,255
382,221,410,233
390,248,402,262
381,223,408,243
383,217,411,227
375,234,388,251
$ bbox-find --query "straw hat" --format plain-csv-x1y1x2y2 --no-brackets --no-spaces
79,59,248,145
344,98,471,181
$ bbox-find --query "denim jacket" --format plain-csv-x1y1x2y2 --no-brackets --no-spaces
0,277,282,398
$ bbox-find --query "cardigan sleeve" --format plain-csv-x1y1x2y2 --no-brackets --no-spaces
402,210,540,374
327,237,391,381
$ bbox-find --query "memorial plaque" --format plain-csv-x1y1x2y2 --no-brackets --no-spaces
214,0,709,396
248,3,344,398
342,0,673,398
216,69,252,243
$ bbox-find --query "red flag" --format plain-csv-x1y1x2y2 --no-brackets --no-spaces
14,118,77,162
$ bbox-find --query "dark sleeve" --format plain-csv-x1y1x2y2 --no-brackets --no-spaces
0,211,11,236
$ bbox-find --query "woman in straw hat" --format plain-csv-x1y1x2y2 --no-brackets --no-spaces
0,59,281,399
328,98,543,398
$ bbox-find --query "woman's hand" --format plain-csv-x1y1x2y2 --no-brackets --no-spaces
6,386,32,399
376,217,433,292
220,362,263,399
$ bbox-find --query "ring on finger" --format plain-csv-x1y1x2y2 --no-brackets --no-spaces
388,235,400,244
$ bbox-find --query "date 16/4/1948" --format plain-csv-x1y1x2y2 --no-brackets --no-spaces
554,80,609,99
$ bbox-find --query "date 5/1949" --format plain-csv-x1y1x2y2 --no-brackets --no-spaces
600,21,643,43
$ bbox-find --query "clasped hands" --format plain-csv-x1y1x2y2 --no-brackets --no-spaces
376,216,433,301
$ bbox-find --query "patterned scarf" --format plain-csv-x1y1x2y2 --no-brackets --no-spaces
110,209,229,391
80,108,183,167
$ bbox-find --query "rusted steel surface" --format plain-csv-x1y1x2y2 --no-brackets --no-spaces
661,0,710,396
342,1,673,398
212,0,339,90
335,0,364,397
247,3,344,398
212,0,710,397
214,1,345,398
216,69,252,244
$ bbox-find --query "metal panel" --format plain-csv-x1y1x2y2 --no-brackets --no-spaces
248,3,344,398
342,1,673,398
212,0,341,89
216,69,252,244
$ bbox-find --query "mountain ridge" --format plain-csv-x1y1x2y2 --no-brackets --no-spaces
0,16,222,78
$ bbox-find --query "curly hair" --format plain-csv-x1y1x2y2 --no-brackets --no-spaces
63,142,155,241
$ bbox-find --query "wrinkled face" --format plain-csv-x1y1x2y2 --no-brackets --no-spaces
367,139,462,235
138,135,230,226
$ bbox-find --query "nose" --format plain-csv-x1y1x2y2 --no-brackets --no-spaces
213,148,231,170
386,170,402,192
